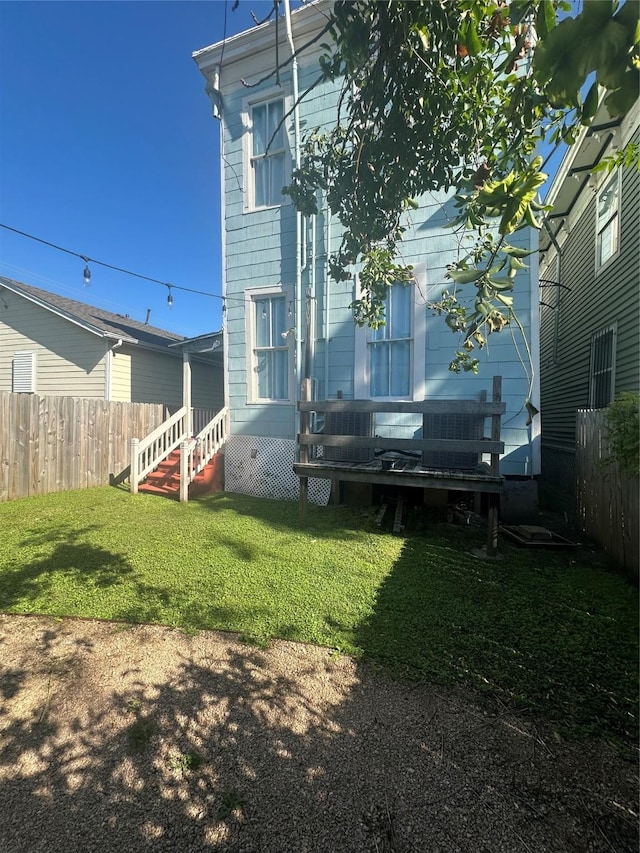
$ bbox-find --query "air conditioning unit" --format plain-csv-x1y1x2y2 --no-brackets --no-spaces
423,412,484,471
324,410,374,463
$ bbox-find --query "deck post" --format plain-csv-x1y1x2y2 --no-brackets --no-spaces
299,378,311,526
487,375,503,555
179,440,189,503
130,438,139,494
486,494,499,555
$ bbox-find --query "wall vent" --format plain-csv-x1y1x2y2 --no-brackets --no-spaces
12,350,37,393
324,410,373,463
423,412,484,471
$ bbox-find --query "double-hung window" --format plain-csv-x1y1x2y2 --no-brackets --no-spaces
368,283,412,398
249,97,286,209
596,172,620,269
249,293,290,402
589,324,616,409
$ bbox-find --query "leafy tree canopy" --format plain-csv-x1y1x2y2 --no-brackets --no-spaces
284,0,639,375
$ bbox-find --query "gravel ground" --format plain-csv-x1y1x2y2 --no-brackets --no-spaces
0,614,637,853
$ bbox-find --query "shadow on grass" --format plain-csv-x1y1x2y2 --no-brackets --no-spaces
354,522,639,744
0,529,134,612
192,492,381,544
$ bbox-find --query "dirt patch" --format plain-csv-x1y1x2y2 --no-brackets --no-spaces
0,614,637,852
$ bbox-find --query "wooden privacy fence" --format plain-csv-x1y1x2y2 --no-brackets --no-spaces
576,408,639,576
0,392,166,502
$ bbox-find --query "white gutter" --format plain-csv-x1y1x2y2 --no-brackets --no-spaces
283,0,302,439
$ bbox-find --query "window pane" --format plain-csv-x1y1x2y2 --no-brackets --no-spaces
255,300,270,347
273,349,288,399
370,342,390,397
390,341,411,396
590,329,614,408
268,153,285,205
253,158,269,208
598,218,617,266
252,104,267,155
267,99,284,150
256,349,288,400
271,296,286,339
390,284,411,338
597,175,618,224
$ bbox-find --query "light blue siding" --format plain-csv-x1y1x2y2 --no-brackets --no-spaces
210,7,537,476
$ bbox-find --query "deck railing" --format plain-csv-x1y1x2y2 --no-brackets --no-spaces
179,407,229,501
130,406,187,494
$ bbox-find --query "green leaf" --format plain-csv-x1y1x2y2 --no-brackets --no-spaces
501,244,533,258
447,268,484,284
459,18,482,57
581,81,600,125
537,0,557,39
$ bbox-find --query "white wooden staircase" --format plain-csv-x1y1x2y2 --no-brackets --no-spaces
130,406,229,501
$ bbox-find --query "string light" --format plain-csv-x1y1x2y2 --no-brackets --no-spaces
0,223,307,314
0,223,236,304
82,257,91,287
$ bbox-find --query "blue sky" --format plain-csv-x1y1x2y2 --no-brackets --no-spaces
0,0,284,338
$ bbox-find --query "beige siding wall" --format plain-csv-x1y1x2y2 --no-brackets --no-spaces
125,344,183,406
0,291,106,397
110,350,132,402
191,358,224,411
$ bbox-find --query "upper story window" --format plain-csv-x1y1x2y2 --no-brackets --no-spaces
596,171,620,269
246,289,292,403
248,96,286,210
368,283,413,398
589,324,616,408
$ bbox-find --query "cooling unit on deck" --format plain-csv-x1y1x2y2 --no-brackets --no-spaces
323,410,374,463
422,411,484,471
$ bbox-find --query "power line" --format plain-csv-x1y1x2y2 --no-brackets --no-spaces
0,222,234,303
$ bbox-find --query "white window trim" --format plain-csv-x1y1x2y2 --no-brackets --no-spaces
589,322,617,409
245,285,294,404
354,265,426,401
595,169,621,274
242,86,292,213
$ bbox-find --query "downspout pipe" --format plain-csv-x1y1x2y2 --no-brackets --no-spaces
542,216,563,366
283,0,303,441
323,194,331,398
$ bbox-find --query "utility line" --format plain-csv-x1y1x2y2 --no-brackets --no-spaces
0,222,242,304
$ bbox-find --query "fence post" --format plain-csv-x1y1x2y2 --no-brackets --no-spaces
130,438,139,494
179,440,189,503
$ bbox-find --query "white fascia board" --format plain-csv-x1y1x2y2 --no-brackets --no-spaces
0,278,139,344
193,0,332,79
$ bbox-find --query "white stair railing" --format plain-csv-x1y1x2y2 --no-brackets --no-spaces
180,406,229,501
130,406,188,494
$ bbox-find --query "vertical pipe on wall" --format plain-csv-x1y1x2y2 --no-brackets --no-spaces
283,0,302,439
207,64,229,431
323,195,331,399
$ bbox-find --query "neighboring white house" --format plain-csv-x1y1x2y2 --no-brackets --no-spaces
193,0,540,507
0,276,223,411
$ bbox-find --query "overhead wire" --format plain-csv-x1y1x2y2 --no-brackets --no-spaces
0,222,246,307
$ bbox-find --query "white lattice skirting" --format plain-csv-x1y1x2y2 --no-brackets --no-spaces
224,435,331,504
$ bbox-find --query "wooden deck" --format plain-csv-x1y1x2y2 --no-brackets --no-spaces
294,376,505,553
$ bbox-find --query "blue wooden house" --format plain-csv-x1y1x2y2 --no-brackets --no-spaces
193,0,540,513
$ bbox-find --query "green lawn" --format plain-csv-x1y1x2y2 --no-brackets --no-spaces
0,487,637,744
